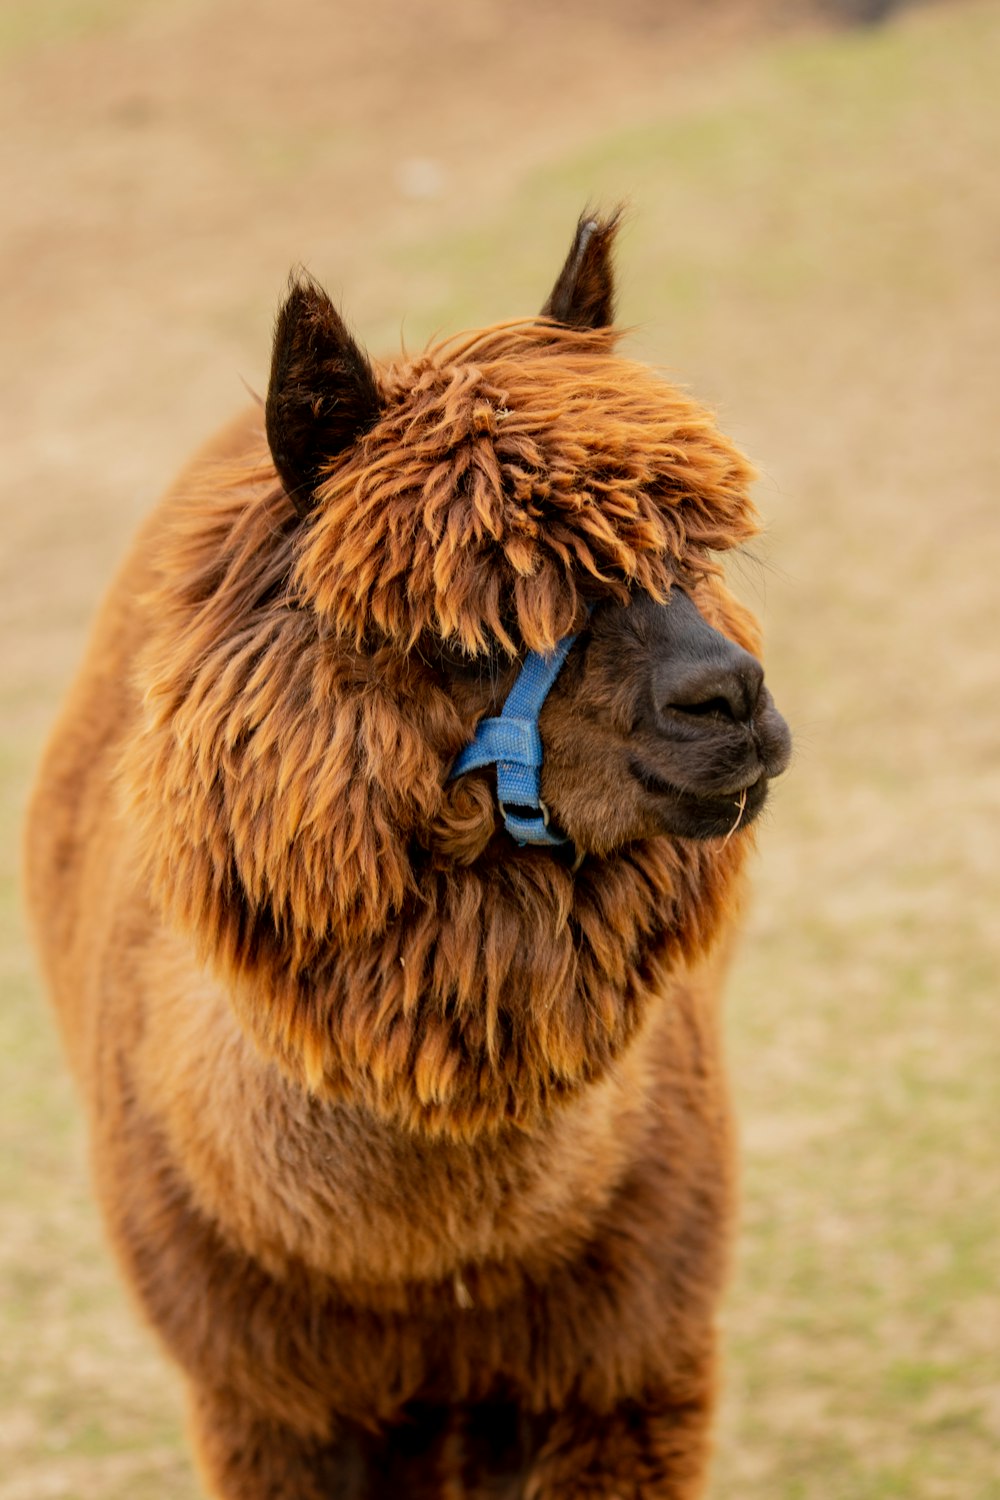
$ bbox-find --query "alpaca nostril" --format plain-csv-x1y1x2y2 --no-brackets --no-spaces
675,693,742,720
659,652,764,725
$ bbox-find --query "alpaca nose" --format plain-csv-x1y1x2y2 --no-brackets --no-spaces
655,642,764,725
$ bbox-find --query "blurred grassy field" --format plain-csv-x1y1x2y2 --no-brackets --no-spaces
2,1,999,1496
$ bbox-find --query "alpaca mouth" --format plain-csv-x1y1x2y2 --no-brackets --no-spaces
628,759,770,839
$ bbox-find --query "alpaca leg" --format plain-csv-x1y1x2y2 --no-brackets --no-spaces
188,1385,368,1500
522,1386,715,1500
188,1387,471,1500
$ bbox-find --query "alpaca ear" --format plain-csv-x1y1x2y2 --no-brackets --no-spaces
265,274,382,516
540,210,621,330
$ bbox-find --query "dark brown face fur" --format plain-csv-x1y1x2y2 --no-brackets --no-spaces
438,587,790,859
545,590,790,850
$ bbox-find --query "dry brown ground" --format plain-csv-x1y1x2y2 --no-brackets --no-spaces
3,0,998,1497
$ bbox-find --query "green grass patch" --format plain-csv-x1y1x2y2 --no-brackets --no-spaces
0,0,153,59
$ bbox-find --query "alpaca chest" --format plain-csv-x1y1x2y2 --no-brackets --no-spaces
128,939,664,1289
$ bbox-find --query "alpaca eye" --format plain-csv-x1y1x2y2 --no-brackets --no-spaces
431,642,508,681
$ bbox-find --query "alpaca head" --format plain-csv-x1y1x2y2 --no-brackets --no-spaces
266,212,789,868
128,212,790,1129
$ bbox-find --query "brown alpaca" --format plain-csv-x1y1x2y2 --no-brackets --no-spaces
25,213,790,1499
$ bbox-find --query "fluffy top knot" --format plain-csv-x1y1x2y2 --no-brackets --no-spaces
296,322,758,656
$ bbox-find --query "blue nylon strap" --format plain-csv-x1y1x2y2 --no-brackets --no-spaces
449,629,580,847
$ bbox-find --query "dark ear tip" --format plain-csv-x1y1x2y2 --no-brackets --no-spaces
575,204,625,247
266,271,381,517
274,269,331,334
581,204,624,234
540,205,624,331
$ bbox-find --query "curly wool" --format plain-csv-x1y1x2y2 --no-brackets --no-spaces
298,322,759,655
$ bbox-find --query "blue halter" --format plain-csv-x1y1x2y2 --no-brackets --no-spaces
448,629,581,848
